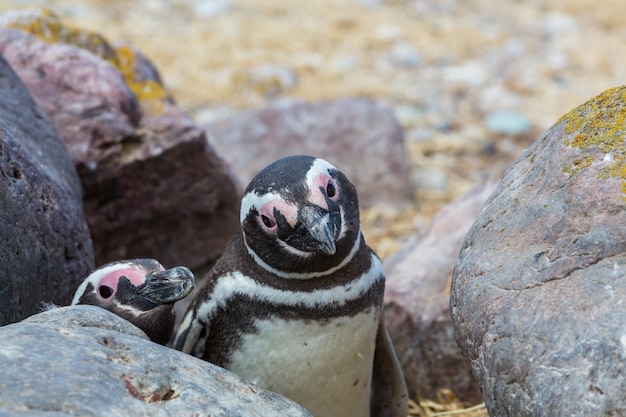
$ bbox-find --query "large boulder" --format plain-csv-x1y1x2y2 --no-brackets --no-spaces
0,54,93,325
0,10,240,270
206,98,414,209
0,305,313,417
451,86,626,416
384,183,495,403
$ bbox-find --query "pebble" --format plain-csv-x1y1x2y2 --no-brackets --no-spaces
479,85,522,111
375,23,403,42
329,54,361,73
406,127,434,142
389,41,422,67
188,0,232,18
442,61,491,87
484,110,532,135
542,12,578,38
238,64,298,97
393,104,424,127
411,167,448,190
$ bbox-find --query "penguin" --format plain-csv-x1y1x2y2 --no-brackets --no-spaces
173,155,408,417
72,259,195,345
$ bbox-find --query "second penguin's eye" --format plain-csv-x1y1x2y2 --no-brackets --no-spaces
326,181,337,198
98,285,114,299
261,214,276,229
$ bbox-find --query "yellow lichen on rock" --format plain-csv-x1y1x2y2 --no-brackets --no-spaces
560,86,626,197
114,44,170,114
0,8,116,61
0,8,170,115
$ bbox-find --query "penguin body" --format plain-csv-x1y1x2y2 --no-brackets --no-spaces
174,156,407,417
72,259,195,345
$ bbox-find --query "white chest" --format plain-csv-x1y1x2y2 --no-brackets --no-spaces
227,307,380,417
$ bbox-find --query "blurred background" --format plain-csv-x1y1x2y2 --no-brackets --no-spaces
2,0,625,257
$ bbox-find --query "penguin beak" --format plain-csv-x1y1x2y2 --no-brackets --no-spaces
136,266,196,304
297,204,338,255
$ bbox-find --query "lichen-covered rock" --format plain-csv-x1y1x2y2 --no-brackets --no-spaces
0,54,93,325
0,305,313,417
451,86,626,416
206,98,414,209
384,183,494,403
0,10,240,270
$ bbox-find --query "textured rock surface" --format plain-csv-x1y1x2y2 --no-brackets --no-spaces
451,86,626,416
207,98,414,209
384,183,495,402
0,54,93,325
0,305,313,417
0,15,240,270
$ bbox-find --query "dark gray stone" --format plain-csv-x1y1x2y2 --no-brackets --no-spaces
0,305,313,417
206,98,414,209
0,18,240,270
0,54,94,325
384,183,494,403
451,86,626,416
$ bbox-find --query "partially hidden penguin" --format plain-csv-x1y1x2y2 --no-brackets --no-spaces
72,259,195,345
173,155,408,417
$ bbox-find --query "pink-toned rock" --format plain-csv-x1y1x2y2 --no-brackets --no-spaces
207,98,414,209
0,29,140,163
0,18,240,270
384,182,496,402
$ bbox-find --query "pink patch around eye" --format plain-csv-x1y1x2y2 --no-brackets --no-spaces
311,173,337,208
99,267,147,296
259,203,278,230
259,199,297,229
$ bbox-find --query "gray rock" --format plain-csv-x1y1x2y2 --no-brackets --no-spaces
451,86,626,416
24,305,149,340
0,17,240,270
0,305,313,417
206,98,414,209
0,54,94,325
384,183,495,403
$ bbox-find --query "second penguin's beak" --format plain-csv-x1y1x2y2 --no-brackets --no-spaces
137,266,196,305
297,204,339,255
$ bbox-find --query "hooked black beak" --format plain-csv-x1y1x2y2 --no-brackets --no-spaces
136,266,195,304
297,204,339,255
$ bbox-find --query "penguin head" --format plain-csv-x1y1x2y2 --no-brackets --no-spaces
240,155,361,278
71,259,195,344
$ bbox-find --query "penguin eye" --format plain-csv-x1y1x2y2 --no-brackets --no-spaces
260,214,277,230
326,180,338,199
98,285,114,299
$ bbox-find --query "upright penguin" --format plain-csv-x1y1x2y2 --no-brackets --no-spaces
174,155,408,417
72,259,195,345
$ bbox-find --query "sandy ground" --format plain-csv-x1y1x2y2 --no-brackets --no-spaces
2,0,626,413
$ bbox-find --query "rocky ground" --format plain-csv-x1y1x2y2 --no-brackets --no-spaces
2,0,625,414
